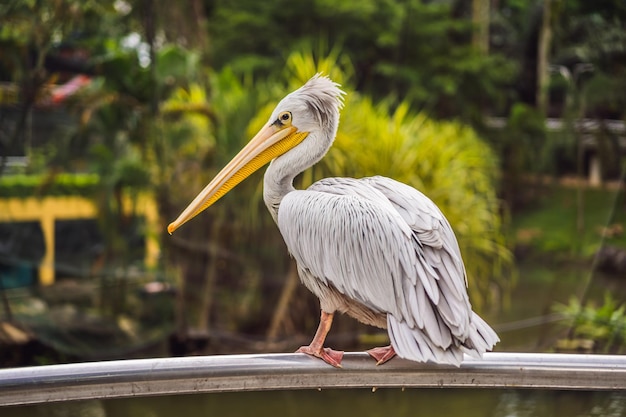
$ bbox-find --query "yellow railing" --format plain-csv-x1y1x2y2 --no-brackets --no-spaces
0,194,160,285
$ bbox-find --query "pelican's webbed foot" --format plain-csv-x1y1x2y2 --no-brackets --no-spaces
366,345,396,365
297,345,344,368
296,310,344,367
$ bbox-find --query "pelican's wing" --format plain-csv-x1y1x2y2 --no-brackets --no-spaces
361,176,469,296
279,177,414,318
278,176,497,365
361,176,499,362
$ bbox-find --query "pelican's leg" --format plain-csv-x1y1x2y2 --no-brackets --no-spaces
297,311,344,368
366,345,396,365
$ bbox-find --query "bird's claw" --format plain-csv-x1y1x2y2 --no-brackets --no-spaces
297,345,344,368
366,345,397,365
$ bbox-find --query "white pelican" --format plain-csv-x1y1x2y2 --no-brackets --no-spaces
168,75,499,367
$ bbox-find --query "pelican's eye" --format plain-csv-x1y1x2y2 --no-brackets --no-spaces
276,111,292,126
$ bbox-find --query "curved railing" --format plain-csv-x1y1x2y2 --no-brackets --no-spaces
1,352,625,406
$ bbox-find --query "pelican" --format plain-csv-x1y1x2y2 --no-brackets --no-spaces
168,74,499,367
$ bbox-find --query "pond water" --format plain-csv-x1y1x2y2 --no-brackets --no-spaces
487,257,626,353
5,389,626,417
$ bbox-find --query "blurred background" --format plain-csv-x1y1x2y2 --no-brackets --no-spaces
1,0,625,369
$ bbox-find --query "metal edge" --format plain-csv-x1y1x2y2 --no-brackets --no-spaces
1,352,626,406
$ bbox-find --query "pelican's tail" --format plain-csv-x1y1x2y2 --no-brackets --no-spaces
461,312,500,359
387,313,499,367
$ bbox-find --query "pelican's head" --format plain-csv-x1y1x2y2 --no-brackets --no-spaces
268,74,344,136
167,74,344,234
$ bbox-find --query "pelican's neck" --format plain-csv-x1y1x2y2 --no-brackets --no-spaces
262,158,297,223
263,130,333,223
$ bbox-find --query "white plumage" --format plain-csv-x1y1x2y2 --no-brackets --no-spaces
278,175,498,365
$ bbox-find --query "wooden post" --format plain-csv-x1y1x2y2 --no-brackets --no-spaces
38,213,55,285
589,153,602,186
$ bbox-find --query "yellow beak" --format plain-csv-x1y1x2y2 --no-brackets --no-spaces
167,123,308,234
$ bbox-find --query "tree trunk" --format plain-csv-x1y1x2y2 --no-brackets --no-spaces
536,0,553,115
266,261,299,341
197,216,223,333
472,0,490,54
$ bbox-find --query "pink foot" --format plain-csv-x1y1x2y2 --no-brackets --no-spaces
367,345,397,365
297,345,344,368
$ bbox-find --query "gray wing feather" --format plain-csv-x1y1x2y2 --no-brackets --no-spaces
279,188,409,318
278,176,498,365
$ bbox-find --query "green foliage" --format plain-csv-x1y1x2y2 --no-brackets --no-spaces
66,39,207,187
511,185,626,257
488,103,549,209
505,104,548,172
0,0,119,83
208,0,516,121
583,71,626,121
284,44,355,91
554,293,626,353
156,82,215,187
551,0,626,120
0,173,99,197
94,40,201,104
